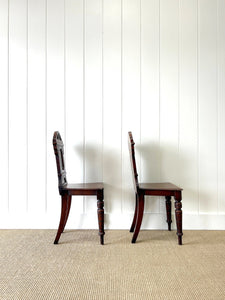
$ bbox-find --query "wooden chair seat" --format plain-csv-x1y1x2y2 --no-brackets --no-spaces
61,183,104,195
128,132,183,245
139,182,182,193
53,131,105,245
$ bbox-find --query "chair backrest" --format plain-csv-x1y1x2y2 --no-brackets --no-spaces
128,132,139,193
53,131,67,189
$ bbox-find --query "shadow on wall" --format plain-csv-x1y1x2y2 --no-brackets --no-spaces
73,143,102,181
72,143,120,227
135,142,201,214
72,140,205,215
137,142,187,184
136,142,161,183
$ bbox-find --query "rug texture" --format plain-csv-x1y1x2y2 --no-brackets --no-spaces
0,230,225,299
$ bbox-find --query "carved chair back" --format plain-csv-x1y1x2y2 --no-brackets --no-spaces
53,131,67,189
128,132,139,194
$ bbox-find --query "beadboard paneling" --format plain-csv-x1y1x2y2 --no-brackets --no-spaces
218,0,225,214
27,0,46,214
122,0,141,214
0,0,9,212
198,0,218,213
159,0,179,215
103,0,122,214
140,0,160,214
65,0,84,218
8,0,27,213
179,0,198,214
84,0,103,215
46,0,65,217
0,0,225,229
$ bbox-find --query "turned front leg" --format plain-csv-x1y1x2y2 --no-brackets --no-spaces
165,196,172,231
97,190,105,245
174,191,183,245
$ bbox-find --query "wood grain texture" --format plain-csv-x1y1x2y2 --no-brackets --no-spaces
128,131,183,244
52,131,104,244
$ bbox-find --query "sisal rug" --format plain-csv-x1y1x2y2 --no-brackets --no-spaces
0,230,225,299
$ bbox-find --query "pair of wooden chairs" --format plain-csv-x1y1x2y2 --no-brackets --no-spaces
53,131,183,246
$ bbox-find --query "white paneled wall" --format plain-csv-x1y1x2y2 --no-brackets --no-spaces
0,0,225,229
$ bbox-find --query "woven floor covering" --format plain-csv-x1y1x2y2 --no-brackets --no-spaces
0,230,225,300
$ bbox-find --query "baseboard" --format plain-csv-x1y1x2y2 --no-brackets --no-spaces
0,212,225,230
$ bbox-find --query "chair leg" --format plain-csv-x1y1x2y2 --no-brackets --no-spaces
62,195,72,233
97,190,105,245
54,195,69,244
131,193,144,243
174,191,183,245
165,196,172,231
130,193,138,232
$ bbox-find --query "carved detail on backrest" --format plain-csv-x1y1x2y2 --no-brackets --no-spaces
53,131,67,188
128,132,139,193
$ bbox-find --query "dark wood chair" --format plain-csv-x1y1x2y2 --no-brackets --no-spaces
53,131,105,245
128,131,183,245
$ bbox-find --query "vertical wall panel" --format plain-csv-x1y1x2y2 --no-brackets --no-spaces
218,0,225,214
160,0,179,215
65,0,84,220
1,0,225,229
141,0,160,214
179,0,198,214
84,0,103,215
198,0,218,213
46,0,65,218
8,0,27,213
0,0,8,213
103,0,122,214
122,0,141,213
27,0,46,214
